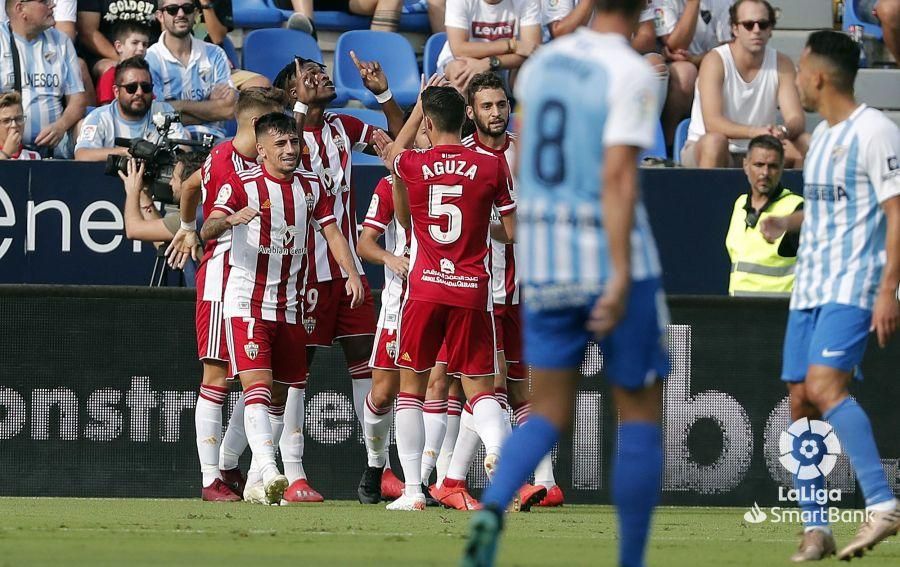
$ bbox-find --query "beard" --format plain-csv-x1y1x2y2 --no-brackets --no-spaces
120,97,151,119
474,114,508,138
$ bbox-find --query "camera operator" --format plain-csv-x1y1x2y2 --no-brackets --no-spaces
75,57,188,161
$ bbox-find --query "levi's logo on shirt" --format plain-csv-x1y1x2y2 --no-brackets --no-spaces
471,21,515,41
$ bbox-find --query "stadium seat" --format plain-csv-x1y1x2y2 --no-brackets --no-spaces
332,109,386,165
334,31,420,108
673,118,690,164
262,0,431,33
639,121,667,161
423,32,446,78
242,29,324,83
232,0,285,28
220,36,240,69
844,0,883,40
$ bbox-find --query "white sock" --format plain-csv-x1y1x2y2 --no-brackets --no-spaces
280,385,307,483
470,392,508,456
348,360,372,430
867,498,900,513
196,385,228,487
220,393,247,471
364,391,393,468
514,401,557,488
395,392,425,495
444,406,481,484
437,396,463,485
421,399,448,483
243,384,279,484
269,403,285,453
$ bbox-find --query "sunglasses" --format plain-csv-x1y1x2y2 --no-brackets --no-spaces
161,3,196,16
118,82,153,94
738,19,773,31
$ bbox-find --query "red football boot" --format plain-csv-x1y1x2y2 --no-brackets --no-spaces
219,467,247,497
536,485,564,507
202,478,241,502
431,480,482,511
381,468,404,501
513,484,548,512
283,478,325,503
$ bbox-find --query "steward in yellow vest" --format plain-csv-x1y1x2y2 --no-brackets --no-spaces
725,135,804,297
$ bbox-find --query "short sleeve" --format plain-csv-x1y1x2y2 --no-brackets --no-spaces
445,0,472,30
145,52,166,100
864,122,900,204
312,184,337,228
655,0,678,37
336,114,372,151
210,45,234,87
211,173,248,216
394,150,417,182
493,159,516,214
362,178,396,233
639,0,656,23
74,108,108,150
61,35,85,95
542,0,574,26
56,0,77,21
604,65,658,150
96,67,116,105
518,0,541,27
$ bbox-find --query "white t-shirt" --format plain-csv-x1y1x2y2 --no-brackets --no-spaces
0,0,76,22
542,0,657,40
654,0,732,55
437,0,542,70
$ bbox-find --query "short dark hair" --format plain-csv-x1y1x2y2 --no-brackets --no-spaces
466,72,507,106
112,21,152,43
806,30,859,93
176,151,207,180
747,135,785,162
729,0,777,27
592,0,644,16
114,56,151,84
421,86,466,134
255,112,297,139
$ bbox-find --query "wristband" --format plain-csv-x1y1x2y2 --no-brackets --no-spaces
293,101,309,114
180,220,197,232
374,89,393,104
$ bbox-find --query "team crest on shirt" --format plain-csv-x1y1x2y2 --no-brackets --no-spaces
440,258,455,275
305,192,315,211
303,316,317,333
244,341,260,360
333,135,345,152
43,51,56,64
386,340,397,359
888,156,899,171
831,145,847,162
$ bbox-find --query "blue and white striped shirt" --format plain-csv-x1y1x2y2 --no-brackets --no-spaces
74,100,189,152
792,104,900,311
513,29,662,308
144,33,233,141
0,25,84,147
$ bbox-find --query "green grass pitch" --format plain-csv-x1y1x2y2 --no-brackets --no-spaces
0,499,897,566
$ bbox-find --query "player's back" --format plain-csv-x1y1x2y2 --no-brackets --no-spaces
514,28,662,301
395,144,515,310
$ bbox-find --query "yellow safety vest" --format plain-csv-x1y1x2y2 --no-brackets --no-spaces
725,188,803,297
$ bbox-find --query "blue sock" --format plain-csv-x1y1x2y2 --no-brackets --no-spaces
481,415,559,510
612,422,662,567
824,397,894,507
794,473,828,529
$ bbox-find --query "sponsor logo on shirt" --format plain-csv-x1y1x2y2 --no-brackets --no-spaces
214,183,232,205
888,156,899,171
24,73,61,89
471,20,515,41
804,184,849,202
80,125,98,142
440,258,455,275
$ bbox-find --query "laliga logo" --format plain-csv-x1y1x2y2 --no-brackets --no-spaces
779,418,841,480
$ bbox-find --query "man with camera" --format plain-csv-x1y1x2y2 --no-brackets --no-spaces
74,57,188,161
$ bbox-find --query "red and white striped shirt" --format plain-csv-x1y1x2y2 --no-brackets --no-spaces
300,113,373,283
215,164,336,323
198,140,258,302
9,148,41,160
362,176,409,330
462,131,520,305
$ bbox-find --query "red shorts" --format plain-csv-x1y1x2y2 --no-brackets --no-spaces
397,299,497,377
370,327,399,371
196,299,229,362
225,317,307,384
494,303,522,364
304,277,376,347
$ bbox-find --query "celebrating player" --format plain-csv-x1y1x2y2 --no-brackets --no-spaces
372,85,517,511
463,0,670,564
201,112,364,505
760,30,900,562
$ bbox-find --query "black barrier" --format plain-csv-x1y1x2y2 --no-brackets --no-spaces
0,161,804,294
1,286,897,507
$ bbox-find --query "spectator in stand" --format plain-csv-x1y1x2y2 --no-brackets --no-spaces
655,0,732,148
0,0,87,158
76,0,159,80
1,0,75,37
0,91,40,160
437,0,543,92
875,0,900,63
427,0,444,32
95,22,151,106
275,0,405,35
196,0,270,90
145,0,235,141
682,0,808,168
75,57,188,161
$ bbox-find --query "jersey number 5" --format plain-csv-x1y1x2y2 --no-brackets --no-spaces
428,184,463,243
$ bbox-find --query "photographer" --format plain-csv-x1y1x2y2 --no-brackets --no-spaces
75,57,188,161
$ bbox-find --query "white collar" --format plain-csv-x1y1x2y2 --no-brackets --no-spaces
154,31,204,67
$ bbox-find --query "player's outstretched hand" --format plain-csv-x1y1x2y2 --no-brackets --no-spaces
871,289,899,348
587,277,630,338
228,206,259,227
346,274,365,308
372,129,396,172
350,50,389,96
165,227,201,269
759,215,787,244
384,254,410,279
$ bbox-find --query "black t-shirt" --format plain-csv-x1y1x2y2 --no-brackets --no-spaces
77,0,161,42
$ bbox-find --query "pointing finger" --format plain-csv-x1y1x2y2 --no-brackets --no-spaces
349,50,363,70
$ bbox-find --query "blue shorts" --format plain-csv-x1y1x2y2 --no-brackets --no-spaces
781,303,871,382
522,278,670,390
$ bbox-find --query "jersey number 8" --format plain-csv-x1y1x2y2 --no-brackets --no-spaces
533,100,567,186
